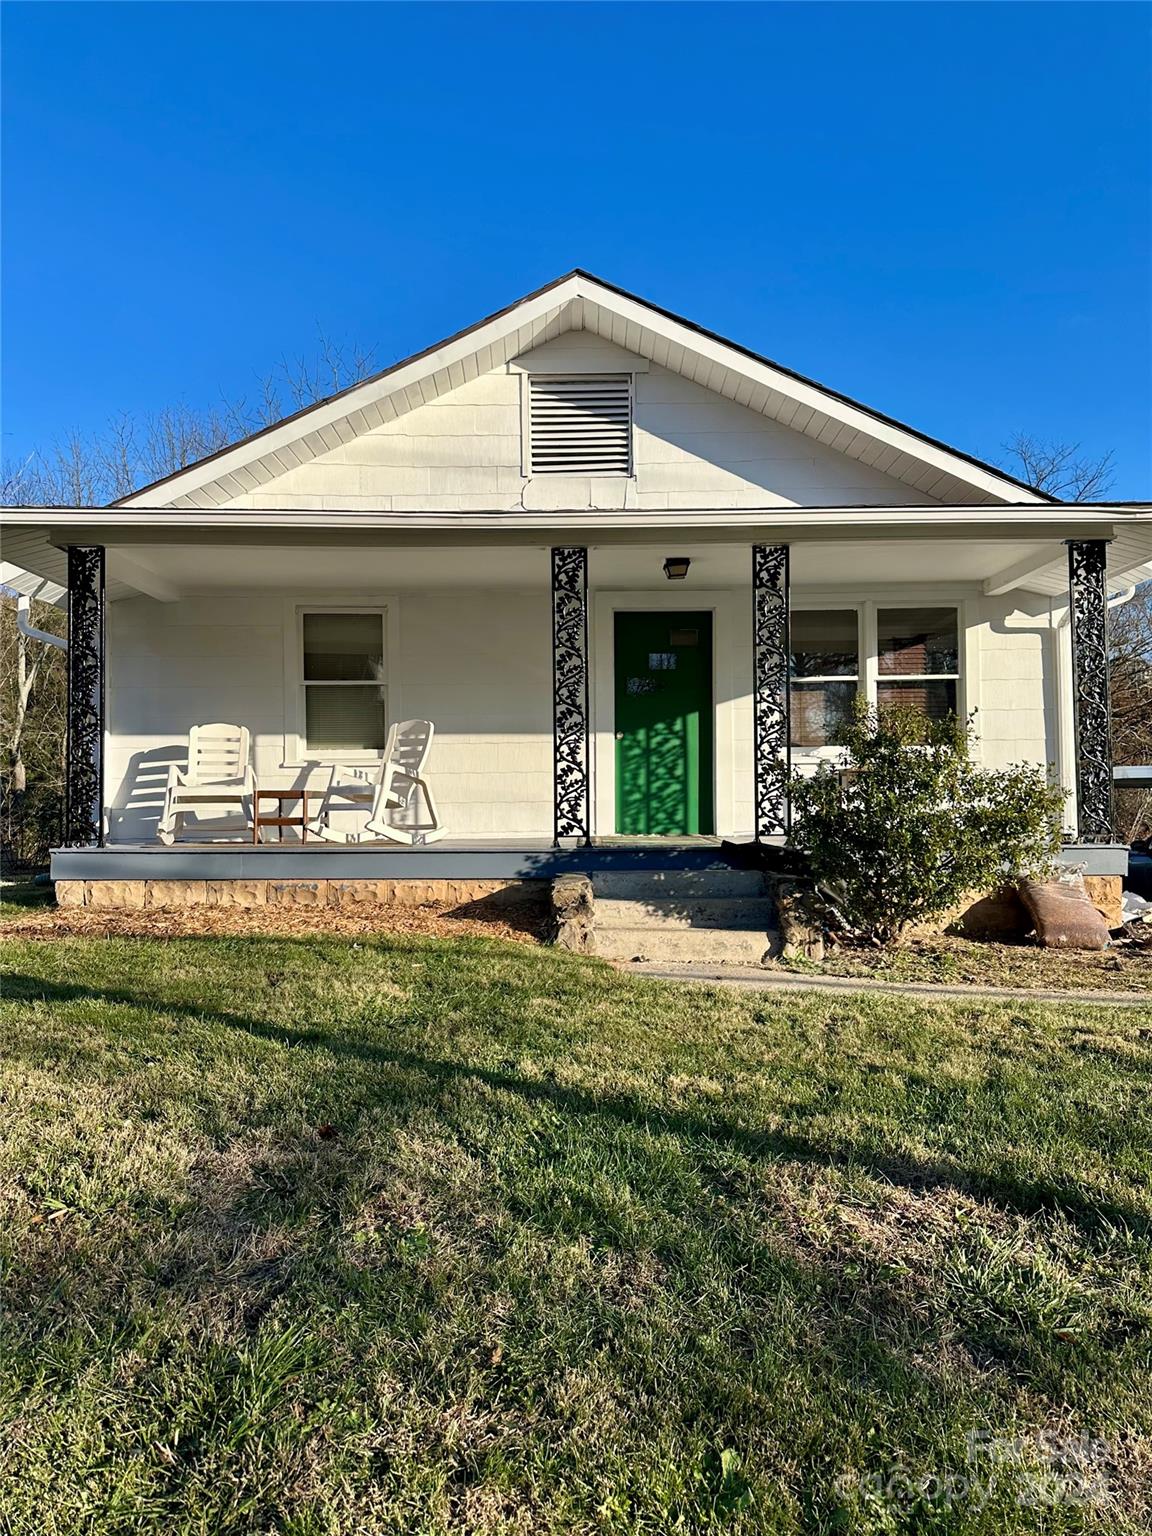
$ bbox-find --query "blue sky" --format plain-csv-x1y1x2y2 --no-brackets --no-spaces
3,1,1150,497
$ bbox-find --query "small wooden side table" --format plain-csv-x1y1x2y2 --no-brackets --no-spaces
253,789,312,844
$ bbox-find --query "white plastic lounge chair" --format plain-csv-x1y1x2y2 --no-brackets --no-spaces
158,722,256,844
308,719,445,846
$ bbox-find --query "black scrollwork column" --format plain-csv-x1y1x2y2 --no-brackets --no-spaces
552,547,590,844
65,546,106,847
753,544,791,839
1067,539,1114,842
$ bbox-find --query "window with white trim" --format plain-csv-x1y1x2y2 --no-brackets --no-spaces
876,607,960,722
790,609,859,748
789,604,961,748
527,374,632,475
301,611,388,753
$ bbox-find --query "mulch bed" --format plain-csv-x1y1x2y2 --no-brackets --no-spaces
5,896,1150,996
0,900,550,946
803,926,1152,995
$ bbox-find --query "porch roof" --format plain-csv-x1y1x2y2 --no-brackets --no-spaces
3,501,1150,602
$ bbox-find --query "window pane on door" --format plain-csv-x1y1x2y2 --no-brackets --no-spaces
790,680,857,748
877,608,958,675
303,613,384,681
305,686,388,751
791,609,858,677
877,679,958,720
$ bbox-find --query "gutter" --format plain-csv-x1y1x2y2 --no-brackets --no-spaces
9,500,1150,524
4,502,1149,547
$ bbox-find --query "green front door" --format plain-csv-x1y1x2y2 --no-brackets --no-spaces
614,611,714,836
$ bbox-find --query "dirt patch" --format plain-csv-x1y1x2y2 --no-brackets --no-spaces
791,929,1152,995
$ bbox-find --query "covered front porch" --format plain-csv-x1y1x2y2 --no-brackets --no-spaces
4,500,1147,887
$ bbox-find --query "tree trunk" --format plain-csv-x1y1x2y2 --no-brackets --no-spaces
8,624,40,794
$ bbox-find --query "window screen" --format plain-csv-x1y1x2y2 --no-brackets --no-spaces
876,607,959,720
789,609,859,748
302,612,387,751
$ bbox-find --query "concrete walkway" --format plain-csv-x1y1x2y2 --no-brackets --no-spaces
624,960,1152,1008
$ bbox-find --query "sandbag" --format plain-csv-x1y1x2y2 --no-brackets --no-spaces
1018,872,1111,950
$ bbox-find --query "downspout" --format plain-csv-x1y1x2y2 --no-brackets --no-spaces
0,584,68,652
1107,583,1138,615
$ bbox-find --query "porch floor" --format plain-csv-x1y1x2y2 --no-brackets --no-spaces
51,836,768,884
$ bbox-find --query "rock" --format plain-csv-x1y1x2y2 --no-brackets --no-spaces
1082,875,1124,930
145,880,209,908
267,880,328,908
84,880,145,910
550,874,595,953
207,880,268,907
950,887,1029,940
326,880,393,908
775,880,825,962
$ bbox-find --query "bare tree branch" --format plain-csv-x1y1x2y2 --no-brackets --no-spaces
1,333,376,865
1001,432,1116,502
1,330,376,509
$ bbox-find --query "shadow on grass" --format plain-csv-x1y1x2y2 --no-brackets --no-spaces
0,880,55,914
4,968,1149,1240
7,961,1152,1532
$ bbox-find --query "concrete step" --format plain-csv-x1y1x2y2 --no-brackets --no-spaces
590,868,768,900
594,924,777,965
595,896,777,932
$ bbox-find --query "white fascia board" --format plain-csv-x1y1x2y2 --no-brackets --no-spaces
11,503,1146,544
571,274,1050,506
8,502,1143,530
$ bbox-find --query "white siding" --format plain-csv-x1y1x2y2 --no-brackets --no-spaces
218,355,933,515
106,590,554,843
105,582,1058,845
103,320,1062,846
969,590,1059,775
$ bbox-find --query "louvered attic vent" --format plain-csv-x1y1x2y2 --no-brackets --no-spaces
528,374,632,475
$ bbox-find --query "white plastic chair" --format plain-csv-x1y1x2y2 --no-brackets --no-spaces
158,723,256,844
308,719,445,845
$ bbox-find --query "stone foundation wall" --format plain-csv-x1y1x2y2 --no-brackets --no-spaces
52,871,1128,938
913,875,1125,939
55,877,548,912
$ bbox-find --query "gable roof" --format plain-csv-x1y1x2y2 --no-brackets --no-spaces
118,269,1055,509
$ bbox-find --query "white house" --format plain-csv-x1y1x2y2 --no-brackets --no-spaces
4,270,1150,909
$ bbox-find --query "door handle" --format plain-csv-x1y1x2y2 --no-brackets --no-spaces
615,732,624,740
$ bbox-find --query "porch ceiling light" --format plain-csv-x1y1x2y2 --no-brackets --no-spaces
663,556,691,581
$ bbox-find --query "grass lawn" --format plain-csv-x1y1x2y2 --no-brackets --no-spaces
2,924,1151,1535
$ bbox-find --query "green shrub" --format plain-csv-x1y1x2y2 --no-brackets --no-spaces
790,704,1065,944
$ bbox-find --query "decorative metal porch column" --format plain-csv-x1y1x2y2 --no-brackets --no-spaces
64,545,106,847
752,544,791,839
551,546,590,844
1066,539,1114,841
